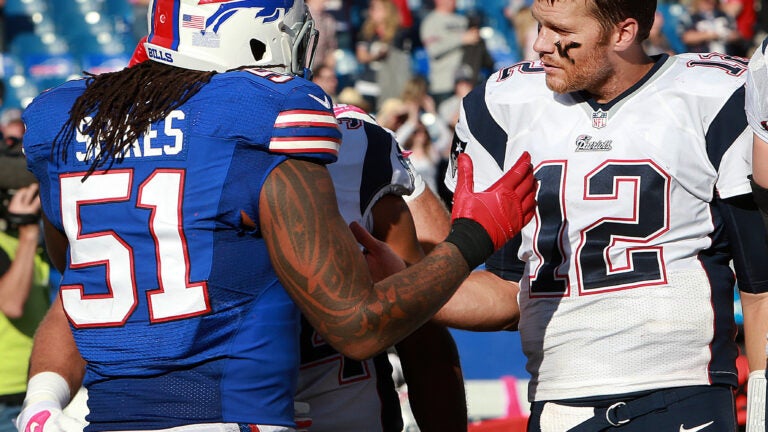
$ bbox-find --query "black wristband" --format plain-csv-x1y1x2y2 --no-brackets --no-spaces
444,218,494,270
6,212,40,227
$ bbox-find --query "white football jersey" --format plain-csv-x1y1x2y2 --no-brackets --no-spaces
746,37,768,141
446,54,752,402
295,105,414,432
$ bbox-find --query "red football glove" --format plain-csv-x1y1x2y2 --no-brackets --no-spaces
451,152,536,250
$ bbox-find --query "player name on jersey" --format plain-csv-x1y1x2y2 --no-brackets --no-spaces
74,110,187,162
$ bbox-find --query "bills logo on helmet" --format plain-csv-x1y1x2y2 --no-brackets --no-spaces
199,0,295,33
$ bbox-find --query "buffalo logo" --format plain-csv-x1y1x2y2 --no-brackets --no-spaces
198,0,294,33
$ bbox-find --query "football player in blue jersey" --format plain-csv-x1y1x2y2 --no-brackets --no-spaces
438,0,768,430
12,0,536,431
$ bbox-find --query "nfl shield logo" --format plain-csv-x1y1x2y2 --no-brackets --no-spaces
592,109,608,129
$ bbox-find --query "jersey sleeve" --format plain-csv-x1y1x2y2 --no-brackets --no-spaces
711,85,752,199
357,117,415,208
444,80,509,194
746,37,768,143
268,84,341,164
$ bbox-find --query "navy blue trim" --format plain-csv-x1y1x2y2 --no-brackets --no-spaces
706,86,747,171
700,201,739,386
762,36,768,54
360,122,397,215
584,54,669,111
462,80,507,170
372,353,403,432
485,235,525,281
715,194,768,294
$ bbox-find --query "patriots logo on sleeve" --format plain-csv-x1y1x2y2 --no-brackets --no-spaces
449,134,467,178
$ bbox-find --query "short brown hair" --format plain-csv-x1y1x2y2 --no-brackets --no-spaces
589,0,656,42
540,0,656,43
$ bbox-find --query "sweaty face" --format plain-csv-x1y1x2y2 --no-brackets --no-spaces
531,0,613,95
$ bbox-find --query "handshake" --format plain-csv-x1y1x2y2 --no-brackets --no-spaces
446,151,537,268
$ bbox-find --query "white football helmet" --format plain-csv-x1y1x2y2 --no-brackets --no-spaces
144,0,318,75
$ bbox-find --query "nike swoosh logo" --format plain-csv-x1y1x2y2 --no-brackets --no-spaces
680,421,714,432
308,93,331,109
29,421,41,432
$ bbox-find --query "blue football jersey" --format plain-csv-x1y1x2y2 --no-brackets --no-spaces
23,68,341,430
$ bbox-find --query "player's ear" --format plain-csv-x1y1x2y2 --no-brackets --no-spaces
613,17,639,51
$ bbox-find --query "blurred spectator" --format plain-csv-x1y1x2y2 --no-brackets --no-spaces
644,10,676,56
393,0,415,29
721,0,756,56
392,0,420,49
399,75,452,157
509,5,538,61
680,0,741,54
313,63,339,102
338,86,372,113
355,0,413,112
419,0,477,106
438,66,475,129
0,108,22,152
307,0,339,74
376,97,412,136
0,180,49,432
401,121,441,193
460,11,495,84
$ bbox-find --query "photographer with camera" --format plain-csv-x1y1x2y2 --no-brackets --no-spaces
0,116,51,432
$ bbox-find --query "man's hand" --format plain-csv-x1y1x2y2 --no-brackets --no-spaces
451,152,536,249
350,221,406,282
14,373,72,432
15,401,62,432
7,183,41,217
7,183,41,239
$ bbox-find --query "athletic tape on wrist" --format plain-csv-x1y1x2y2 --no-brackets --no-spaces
746,370,766,431
22,372,70,409
444,218,494,270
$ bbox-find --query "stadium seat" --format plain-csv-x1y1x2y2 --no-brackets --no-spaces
2,75,40,109
81,52,130,75
0,54,24,79
5,0,47,15
22,52,80,91
10,32,69,57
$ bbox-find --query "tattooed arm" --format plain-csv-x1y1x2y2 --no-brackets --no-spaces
260,158,472,360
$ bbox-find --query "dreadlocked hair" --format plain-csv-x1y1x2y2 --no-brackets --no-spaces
54,61,216,178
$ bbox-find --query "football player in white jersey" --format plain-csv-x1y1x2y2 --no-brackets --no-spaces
441,0,768,430
295,104,467,432
742,36,768,432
